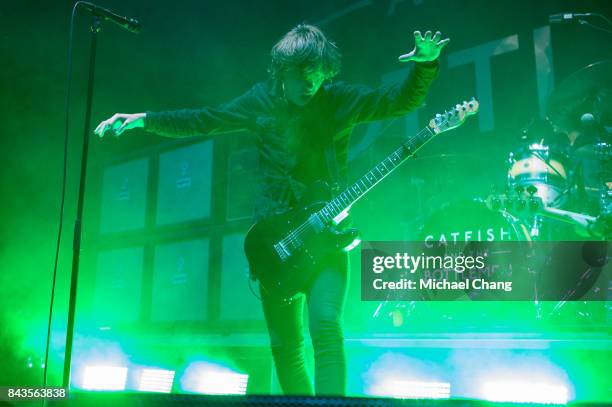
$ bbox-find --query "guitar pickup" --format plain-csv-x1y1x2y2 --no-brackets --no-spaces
273,242,291,262
308,213,325,232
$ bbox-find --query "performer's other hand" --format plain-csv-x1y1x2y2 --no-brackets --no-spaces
398,30,449,63
94,112,146,138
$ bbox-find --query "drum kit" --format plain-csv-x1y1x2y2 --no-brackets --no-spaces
416,61,611,247
375,61,611,326
506,61,611,240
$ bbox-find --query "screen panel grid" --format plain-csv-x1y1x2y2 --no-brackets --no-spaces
94,247,145,322
157,141,213,225
100,158,149,233
151,239,210,321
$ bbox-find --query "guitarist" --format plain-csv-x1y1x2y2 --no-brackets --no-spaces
95,24,448,396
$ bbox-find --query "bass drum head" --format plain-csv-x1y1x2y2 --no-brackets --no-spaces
414,199,532,301
418,199,531,244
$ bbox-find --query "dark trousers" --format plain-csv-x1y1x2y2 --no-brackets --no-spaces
260,254,348,396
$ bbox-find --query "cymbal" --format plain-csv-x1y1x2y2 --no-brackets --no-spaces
547,61,612,131
574,142,612,161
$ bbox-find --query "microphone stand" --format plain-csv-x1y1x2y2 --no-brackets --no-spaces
62,11,101,388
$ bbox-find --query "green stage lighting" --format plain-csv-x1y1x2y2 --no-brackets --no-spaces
197,372,248,395
481,381,568,404
372,380,451,399
180,362,249,395
82,366,128,391
138,368,175,393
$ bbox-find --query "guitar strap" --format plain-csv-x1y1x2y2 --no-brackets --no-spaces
324,139,344,194
324,139,354,230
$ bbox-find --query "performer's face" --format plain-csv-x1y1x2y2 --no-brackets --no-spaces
282,68,325,106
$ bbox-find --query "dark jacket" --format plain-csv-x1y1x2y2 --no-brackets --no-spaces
145,61,439,220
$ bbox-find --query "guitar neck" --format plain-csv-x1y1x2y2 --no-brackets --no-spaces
318,124,438,223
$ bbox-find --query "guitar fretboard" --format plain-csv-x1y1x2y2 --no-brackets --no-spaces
318,124,438,223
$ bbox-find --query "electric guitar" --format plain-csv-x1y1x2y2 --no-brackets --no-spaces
244,98,480,300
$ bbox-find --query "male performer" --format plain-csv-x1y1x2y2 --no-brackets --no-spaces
95,24,448,396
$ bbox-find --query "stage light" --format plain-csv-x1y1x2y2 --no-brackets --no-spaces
82,366,128,391
197,371,248,395
481,381,568,404
364,353,451,400
180,362,249,395
138,368,175,393
373,380,451,399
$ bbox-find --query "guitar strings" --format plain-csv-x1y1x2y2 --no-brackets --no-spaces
281,128,430,248
281,110,458,248
283,120,440,247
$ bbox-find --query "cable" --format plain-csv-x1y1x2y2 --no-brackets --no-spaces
578,19,612,34
248,277,262,301
42,1,85,399
590,12,612,27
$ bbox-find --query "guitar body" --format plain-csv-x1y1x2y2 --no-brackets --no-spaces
244,181,358,300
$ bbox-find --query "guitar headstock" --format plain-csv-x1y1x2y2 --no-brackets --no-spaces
429,98,479,134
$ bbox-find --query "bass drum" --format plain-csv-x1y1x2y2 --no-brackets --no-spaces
418,199,531,244
416,199,533,301
507,142,571,208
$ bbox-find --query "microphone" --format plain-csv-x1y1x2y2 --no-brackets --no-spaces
549,12,590,24
79,2,141,34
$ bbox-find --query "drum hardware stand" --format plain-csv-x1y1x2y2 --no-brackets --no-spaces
529,216,544,320
488,186,547,318
528,240,546,320
493,184,546,319
522,187,545,319
532,284,542,319
531,149,566,180
528,215,543,239
550,299,567,317
372,301,385,318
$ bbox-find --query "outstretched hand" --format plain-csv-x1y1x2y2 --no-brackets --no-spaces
399,30,449,63
94,112,146,138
